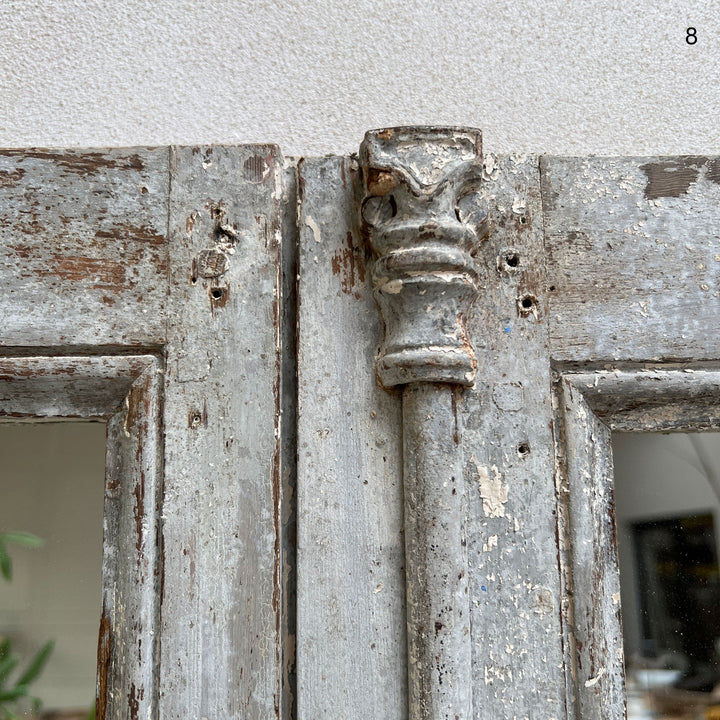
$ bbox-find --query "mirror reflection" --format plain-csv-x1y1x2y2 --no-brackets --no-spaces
614,432,720,720
0,423,105,720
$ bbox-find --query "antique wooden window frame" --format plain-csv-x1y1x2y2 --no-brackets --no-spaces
554,368,720,719
0,355,163,719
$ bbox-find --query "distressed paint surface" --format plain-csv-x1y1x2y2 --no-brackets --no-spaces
102,360,163,720
358,127,484,720
551,368,720,719
542,155,720,364
160,146,284,719
403,384,472,720
0,148,168,348
4,137,720,720
296,156,407,719
461,154,567,719
0,355,154,418
0,355,163,720
553,375,625,720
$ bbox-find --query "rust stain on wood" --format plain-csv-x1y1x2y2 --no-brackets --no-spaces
37,255,128,292
640,157,705,199
0,168,25,185
331,232,366,297
95,223,165,244
209,284,230,310
0,149,144,174
128,683,140,720
96,608,113,720
124,380,144,434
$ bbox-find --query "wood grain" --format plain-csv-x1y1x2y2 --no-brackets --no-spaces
160,145,284,719
0,148,169,349
461,154,567,719
296,156,407,719
542,155,720,364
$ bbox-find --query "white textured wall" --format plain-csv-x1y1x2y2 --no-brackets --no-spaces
1,0,718,156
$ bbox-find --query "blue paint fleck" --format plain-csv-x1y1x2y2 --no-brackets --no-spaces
481,586,487,592
503,326,511,334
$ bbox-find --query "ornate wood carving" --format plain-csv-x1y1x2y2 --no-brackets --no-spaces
359,127,486,720
359,126,487,387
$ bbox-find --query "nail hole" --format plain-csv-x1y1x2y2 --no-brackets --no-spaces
498,249,521,274
549,285,556,292
517,442,531,457
188,412,203,429
520,216,526,224
140,186,148,195
518,294,539,317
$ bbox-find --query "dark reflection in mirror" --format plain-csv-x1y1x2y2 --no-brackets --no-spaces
0,422,105,720
614,432,720,720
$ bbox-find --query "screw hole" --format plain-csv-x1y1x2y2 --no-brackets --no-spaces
506,253,520,268
211,288,224,300
517,442,531,457
521,296,533,309
520,216,526,224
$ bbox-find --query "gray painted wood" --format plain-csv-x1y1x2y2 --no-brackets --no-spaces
0,355,155,418
356,127,486,720
296,156,407,719
461,154,567,719
0,148,168,349
564,368,720,432
161,145,284,719
554,374,625,720
102,359,163,720
551,367,720,719
403,384,471,720
4,136,720,720
542,155,720,364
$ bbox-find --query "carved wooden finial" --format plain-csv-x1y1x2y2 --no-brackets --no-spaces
359,126,487,387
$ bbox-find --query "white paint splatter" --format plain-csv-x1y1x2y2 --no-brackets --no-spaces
476,464,509,518
305,215,322,243
482,535,498,552
584,667,607,687
382,279,403,294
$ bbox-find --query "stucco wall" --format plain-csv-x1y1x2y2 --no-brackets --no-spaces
1,0,718,156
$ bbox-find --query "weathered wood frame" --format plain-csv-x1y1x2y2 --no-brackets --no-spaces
0,355,163,720
2,139,718,720
553,367,720,720
0,144,286,720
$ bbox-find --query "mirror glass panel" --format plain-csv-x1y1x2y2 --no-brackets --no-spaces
0,422,105,719
614,432,720,720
